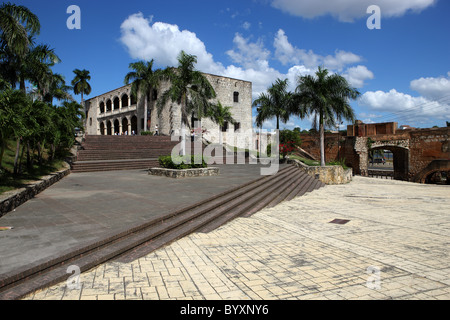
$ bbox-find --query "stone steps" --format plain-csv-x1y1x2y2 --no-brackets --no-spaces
71,135,180,173
0,164,324,300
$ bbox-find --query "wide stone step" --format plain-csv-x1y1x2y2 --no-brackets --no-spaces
0,165,324,299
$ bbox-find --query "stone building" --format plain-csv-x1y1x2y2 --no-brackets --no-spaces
84,73,253,148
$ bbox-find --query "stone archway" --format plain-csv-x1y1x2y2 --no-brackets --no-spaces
113,97,120,110
106,99,112,112
114,119,120,135
354,137,410,180
100,122,105,135
121,94,129,108
131,116,138,135
122,117,129,135
106,121,112,135
369,145,410,180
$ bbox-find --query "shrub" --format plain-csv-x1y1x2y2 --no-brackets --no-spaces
140,131,154,136
158,155,208,169
280,129,302,146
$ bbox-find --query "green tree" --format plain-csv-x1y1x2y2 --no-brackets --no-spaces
0,2,40,59
71,68,91,122
253,78,297,130
157,51,216,155
0,85,29,169
294,66,359,166
44,73,73,105
207,101,236,145
124,60,161,132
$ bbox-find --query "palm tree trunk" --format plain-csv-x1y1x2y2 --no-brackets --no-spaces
144,94,148,132
0,140,6,169
26,140,31,169
180,94,187,156
319,111,326,167
13,138,21,175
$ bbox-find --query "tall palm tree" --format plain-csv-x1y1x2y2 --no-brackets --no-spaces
44,73,73,104
0,2,40,59
72,69,91,119
0,84,29,169
124,60,161,132
157,51,216,155
252,78,295,130
26,43,61,96
208,101,236,145
295,66,359,166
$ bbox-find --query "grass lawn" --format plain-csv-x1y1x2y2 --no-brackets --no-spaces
289,154,348,169
0,140,66,195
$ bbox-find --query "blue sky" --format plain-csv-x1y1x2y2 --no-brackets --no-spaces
11,0,450,130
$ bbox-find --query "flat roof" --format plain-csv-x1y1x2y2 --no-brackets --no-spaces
85,72,251,102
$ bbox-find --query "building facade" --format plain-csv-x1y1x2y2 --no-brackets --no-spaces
84,73,253,148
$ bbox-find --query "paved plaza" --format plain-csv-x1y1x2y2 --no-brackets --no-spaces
20,175,449,300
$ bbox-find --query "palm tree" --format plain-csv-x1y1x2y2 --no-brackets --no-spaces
71,69,91,119
26,43,61,97
0,2,40,59
0,84,29,169
157,51,216,155
124,60,161,132
208,101,236,145
295,66,359,166
252,78,296,130
44,73,73,104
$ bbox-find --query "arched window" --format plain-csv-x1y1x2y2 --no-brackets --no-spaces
121,94,129,108
233,91,239,103
99,102,105,113
131,94,137,105
106,99,112,112
113,97,120,110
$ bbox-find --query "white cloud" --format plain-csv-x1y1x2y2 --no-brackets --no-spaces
343,65,374,88
226,33,270,69
274,29,363,71
120,13,223,74
271,0,436,22
119,14,373,108
358,89,450,125
410,73,450,100
242,21,251,30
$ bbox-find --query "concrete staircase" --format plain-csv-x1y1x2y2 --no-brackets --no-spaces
71,135,179,173
0,164,324,300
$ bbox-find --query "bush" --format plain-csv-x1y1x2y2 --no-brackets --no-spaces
140,131,154,136
280,129,302,146
327,158,348,169
158,155,208,169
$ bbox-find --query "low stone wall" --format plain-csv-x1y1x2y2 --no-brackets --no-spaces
148,167,219,178
288,159,352,185
0,163,71,218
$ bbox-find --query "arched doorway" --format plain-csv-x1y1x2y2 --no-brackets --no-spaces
107,121,112,135
131,116,138,135
122,118,129,135
368,145,409,180
114,119,120,135
100,122,105,135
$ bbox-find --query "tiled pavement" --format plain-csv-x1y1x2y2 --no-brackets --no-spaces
22,176,450,300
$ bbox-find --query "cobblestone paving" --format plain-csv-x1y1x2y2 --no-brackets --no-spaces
24,176,450,300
